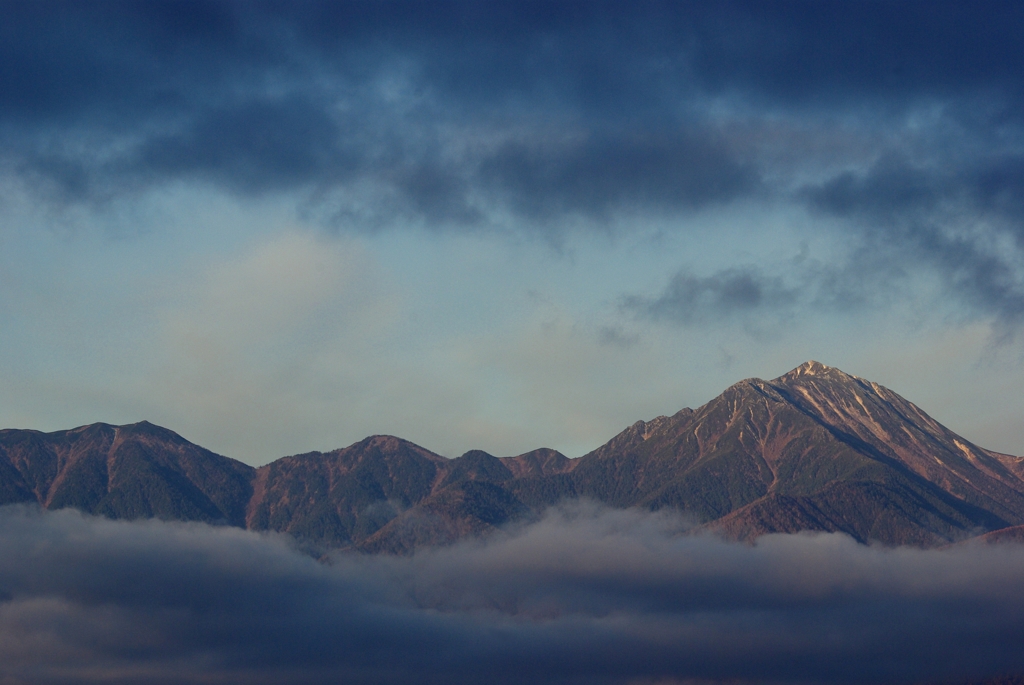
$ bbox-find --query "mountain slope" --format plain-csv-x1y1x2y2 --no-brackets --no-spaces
0,421,254,525
708,362,1024,544
2,361,1022,550
572,361,1024,545
245,435,449,547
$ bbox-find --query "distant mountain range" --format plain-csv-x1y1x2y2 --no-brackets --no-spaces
2,361,1023,551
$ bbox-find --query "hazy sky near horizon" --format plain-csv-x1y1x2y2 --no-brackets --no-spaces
4,1,1024,464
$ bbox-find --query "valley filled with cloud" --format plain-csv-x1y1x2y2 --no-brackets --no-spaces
2,504,1024,685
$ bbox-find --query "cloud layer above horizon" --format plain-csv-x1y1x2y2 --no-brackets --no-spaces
2,504,1024,685
3,1,1024,462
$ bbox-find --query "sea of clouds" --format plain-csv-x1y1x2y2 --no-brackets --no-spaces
1,502,1023,684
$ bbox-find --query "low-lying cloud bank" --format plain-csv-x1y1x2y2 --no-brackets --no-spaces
1,503,1023,685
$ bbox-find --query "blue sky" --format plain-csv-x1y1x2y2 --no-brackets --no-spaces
3,1,1024,465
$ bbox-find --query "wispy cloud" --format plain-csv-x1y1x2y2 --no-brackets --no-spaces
622,251,903,328
624,266,800,325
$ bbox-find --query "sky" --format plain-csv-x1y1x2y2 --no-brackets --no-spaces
4,1,1024,465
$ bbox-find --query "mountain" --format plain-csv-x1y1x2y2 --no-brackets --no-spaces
574,361,1024,545
2,361,1023,550
0,421,253,525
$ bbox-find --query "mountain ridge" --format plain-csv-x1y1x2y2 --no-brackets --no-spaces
2,361,1022,552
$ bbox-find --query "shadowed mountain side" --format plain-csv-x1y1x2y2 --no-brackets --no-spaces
358,480,529,554
353,450,573,554
244,440,566,550
0,421,254,525
245,435,448,547
499,447,577,478
709,482,999,546
771,363,1024,524
972,524,1024,545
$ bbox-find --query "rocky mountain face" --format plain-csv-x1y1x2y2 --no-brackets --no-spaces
0,421,253,525
576,361,1024,546
2,361,1023,551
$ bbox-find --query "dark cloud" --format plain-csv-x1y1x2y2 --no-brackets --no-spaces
628,141,1024,329
3,503,1024,684
478,129,758,222
801,155,943,219
682,3,1024,107
800,153,1024,224
7,1,1024,326
622,251,898,326
625,267,800,325
134,97,351,194
3,1,1023,227
914,227,1024,331
796,152,1024,330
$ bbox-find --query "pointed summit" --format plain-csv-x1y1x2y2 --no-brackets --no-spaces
774,360,858,383
792,360,830,375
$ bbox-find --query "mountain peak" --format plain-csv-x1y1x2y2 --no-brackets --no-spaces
775,360,857,383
